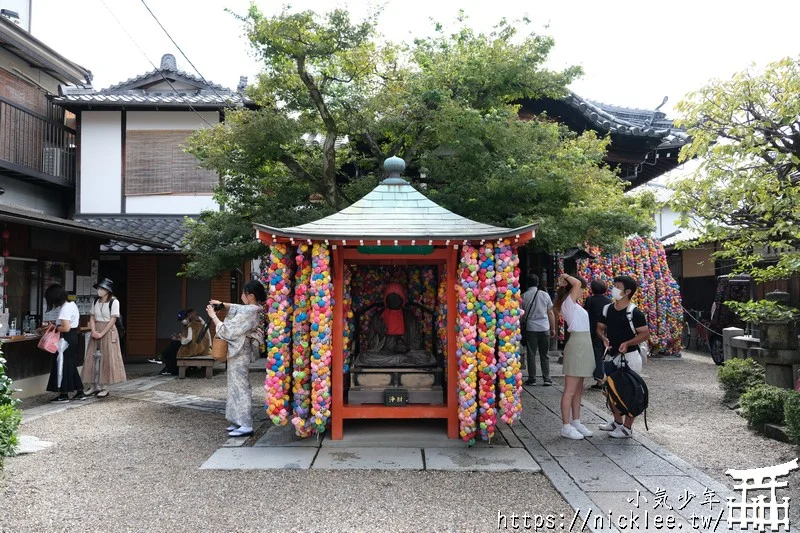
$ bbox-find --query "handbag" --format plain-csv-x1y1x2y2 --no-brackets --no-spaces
521,288,541,348
37,325,61,354
211,337,228,361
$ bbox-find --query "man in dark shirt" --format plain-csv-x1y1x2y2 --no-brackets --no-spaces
583,280,612,389
596,275,650,439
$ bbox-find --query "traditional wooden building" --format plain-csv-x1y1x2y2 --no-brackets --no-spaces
52,54,255,357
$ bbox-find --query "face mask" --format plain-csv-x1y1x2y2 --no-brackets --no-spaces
611,287,623,301
181,319,189,326
97,289,107,298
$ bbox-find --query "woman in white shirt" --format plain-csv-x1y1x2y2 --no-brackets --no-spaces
81,278,127,397
553,273,596,440
44,284,84,402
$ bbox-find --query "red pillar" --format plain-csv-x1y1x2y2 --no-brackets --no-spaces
331,246,345,440
446,246,459,439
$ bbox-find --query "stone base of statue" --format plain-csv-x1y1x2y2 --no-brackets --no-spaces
348,366,444,405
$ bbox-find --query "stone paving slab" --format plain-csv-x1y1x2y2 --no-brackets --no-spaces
511,420,619,533
255,424,322,448
424,447,540,472
313,447,423,470
585,490,693,532
322,420,463,449
200,447,317,470
15,435,54,454
595,444,685,476
555,454,645,493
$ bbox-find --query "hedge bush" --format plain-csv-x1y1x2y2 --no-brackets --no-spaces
0,354,21,470
784,392,800,444
740,384,791,429
717,358,765,402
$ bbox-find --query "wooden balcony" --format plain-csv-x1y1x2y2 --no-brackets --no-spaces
0,96,75,188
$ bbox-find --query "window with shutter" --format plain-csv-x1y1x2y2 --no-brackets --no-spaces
125,130,219,195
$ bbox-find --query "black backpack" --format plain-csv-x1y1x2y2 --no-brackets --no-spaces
605,358,649,430
112,297,126,338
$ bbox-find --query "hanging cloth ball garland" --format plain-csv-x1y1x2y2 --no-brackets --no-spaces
578,237,684,355
457,245,479,444
291,244,313,437
436,269,448,370
310,243,333,434
342,265,353,375
476,244,498,441
264,244,293,426
495,240,523,424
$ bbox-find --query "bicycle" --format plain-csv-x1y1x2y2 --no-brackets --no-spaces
685,309,724,365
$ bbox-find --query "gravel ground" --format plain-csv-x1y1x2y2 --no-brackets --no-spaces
1,377,570,532
151,369,266,402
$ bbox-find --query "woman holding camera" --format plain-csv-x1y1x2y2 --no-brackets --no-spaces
206,280,265,437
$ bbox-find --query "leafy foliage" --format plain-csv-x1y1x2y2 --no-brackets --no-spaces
783,391,800,443
717,357,765,402
740,384,791,429
725,299,800,324
0,355,21,469
671,56,800,283
183,8,654,277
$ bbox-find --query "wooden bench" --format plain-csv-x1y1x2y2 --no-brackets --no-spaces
177,355,216,379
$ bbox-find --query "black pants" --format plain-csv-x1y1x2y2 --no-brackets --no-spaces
47,329,83,394
524,330,551,381
161,340,181,375
591,335,605,381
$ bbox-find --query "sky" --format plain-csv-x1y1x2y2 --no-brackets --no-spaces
18,0,800,117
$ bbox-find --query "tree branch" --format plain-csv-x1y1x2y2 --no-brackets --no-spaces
296,55,337,132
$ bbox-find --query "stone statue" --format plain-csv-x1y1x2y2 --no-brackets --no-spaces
353,283,438,368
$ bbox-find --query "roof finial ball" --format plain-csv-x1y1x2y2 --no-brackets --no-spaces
382,155,407,185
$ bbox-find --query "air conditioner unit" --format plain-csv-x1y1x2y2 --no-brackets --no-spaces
43,147,64,176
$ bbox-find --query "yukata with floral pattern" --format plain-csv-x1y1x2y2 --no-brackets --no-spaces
216,303,263,429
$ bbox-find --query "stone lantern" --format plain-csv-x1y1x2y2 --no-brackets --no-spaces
750,291,800,389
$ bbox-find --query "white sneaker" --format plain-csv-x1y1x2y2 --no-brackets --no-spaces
571,420,594,437
599,420,619,431
560,425,585,440
609,425,632,439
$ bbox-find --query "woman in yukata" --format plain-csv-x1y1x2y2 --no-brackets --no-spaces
206,280,265,437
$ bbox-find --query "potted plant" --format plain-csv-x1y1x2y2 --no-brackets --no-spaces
726,297,800,350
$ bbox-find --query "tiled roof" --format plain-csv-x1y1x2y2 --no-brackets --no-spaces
55,92,248,107
254,158,537,242
53,53,251,109
73,215,194,253
0,205,165,247
566,92,688,144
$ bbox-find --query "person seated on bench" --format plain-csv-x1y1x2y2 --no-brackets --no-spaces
158,309,209,375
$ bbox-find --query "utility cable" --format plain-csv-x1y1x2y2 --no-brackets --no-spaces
139,0,236,108
96,0,214,128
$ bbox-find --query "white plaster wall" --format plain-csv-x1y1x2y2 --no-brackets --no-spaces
125,195,218,214
80,111,121,214
654,206,681,238
126,111,219,131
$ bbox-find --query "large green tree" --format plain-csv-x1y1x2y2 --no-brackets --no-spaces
183,7,654,278
671,56,800,283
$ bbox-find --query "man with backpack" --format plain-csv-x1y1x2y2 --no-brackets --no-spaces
596,275,650,438
522,274,556,386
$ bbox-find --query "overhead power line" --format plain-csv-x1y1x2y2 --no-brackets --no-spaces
96,0,214,127
138,0,233,107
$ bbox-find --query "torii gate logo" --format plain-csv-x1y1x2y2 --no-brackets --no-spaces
726,458,798,531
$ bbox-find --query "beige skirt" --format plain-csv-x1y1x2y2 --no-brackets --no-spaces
562,331,596,378
82,321,127,387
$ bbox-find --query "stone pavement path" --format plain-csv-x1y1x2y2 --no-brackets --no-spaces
518,383,767,533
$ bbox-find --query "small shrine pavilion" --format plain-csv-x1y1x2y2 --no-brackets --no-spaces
254,156,536,444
